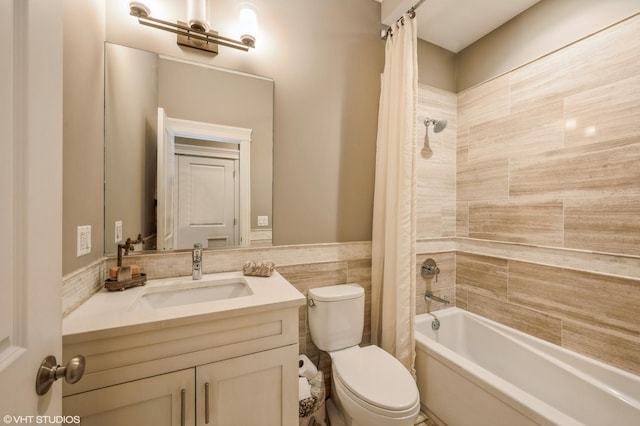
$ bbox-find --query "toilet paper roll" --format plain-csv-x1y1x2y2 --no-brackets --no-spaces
298,377,312,401
298,354,318,379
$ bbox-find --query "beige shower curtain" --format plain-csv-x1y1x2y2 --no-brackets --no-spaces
371,14,418,375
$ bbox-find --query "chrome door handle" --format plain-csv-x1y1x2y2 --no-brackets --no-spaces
35,355,85,395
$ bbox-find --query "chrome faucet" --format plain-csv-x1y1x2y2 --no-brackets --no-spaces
192,243,203,280
424,290,449,305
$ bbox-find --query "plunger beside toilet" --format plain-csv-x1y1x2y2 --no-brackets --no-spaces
308,284,420,426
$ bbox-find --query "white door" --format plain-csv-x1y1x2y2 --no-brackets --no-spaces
0,0,64,415
157,108,176,251
176,155,238,249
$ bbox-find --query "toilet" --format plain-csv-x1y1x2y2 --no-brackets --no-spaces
308,284,420,426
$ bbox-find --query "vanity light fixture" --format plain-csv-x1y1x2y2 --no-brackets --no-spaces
129,1,256,55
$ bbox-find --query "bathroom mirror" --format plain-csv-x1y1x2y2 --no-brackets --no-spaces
104,43,273,255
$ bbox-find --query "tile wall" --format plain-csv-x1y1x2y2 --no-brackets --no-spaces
457,15,640,253
455,14,640,375
415,81,458,313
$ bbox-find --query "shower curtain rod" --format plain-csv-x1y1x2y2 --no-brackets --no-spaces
381,0,426,39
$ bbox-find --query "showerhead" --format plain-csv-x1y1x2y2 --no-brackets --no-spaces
424,118,448,133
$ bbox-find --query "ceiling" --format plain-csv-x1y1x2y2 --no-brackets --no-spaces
382,0,541,53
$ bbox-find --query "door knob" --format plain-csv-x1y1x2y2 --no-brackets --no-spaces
35,355,85,396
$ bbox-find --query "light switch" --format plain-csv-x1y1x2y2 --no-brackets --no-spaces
115,220,123,243
77,225,91,257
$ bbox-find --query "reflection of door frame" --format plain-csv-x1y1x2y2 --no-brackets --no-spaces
174,144,240,248
166,117,252,246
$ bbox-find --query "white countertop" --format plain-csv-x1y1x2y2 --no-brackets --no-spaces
63,270,305,339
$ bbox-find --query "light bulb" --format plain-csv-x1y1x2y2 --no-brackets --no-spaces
239,7,257,47
188,0,209,32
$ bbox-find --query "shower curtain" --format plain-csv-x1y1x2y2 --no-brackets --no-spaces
371,14,418,375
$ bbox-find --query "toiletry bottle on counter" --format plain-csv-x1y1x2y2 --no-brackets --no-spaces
192,243,202,280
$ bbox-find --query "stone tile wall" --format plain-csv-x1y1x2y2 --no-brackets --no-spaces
454,14,640,376
457,15,640,254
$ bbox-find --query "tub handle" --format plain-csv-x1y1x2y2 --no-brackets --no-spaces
421,258,440,282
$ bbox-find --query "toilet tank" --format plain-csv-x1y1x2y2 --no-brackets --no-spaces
308,284,364,352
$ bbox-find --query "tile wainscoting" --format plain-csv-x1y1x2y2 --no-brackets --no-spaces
63,238,640,378
62,241,372,317
456,241,640,376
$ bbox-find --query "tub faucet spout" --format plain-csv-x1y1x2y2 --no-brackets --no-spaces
425,290,449,305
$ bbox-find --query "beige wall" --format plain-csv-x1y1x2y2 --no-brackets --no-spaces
63,0,105,274
456,0,640,91
417,39,456,92
104,0,384,247
104,44,158,255
63,0,385,274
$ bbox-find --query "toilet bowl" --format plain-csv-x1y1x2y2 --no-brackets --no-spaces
307,284,420,426
330,346,420,426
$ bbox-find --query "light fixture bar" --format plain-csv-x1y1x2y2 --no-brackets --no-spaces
130,5,254,53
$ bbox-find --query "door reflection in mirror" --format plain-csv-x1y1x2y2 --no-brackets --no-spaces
156,111,251,251
104,43,273,255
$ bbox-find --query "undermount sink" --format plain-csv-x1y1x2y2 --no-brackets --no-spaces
130,277,253,311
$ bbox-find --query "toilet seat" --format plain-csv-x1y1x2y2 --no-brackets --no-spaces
331,346,419,418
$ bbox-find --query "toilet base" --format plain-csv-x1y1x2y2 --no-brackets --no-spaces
327,395,363,426
326,398,347,426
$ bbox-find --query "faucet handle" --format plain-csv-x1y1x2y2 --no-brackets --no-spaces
421,258,440,282
192,243,203,280
193,243,202,261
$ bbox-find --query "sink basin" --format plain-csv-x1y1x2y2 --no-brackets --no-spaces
130,277,253,311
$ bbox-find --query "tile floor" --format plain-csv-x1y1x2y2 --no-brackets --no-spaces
415,412,438,426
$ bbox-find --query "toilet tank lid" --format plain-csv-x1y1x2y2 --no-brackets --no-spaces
308,284,363,302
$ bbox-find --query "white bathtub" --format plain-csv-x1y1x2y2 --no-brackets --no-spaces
414,307,640,426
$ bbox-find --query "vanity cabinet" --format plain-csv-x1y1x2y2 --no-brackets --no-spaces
196,346,295,425
62,306,300,425
63,369,195,426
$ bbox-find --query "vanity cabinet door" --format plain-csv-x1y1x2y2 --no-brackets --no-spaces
196,345,298,426
63,369,195,426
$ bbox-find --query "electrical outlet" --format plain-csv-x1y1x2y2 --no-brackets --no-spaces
115,220,123,243
257,216,268,227
77,225,91,257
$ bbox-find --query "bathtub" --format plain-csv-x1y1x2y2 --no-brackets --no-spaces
414,307,640,426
